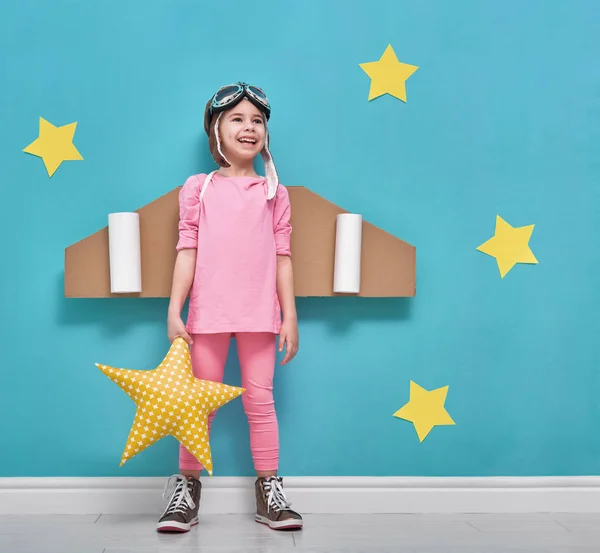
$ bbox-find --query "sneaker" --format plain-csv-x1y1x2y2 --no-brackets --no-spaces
156,474,201,533
255,476,303,530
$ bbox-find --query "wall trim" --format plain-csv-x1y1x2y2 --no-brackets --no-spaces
1,476,600,515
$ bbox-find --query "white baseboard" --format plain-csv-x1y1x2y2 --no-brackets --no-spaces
1,476,600,515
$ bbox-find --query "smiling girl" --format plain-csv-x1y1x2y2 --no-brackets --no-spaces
158,82,302,533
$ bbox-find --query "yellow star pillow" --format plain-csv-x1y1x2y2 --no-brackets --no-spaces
96,337,244,475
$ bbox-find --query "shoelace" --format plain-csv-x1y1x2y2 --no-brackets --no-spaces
162,474,196,516
261,477,292,513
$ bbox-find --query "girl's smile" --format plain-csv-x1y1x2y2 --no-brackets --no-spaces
220,99,266,161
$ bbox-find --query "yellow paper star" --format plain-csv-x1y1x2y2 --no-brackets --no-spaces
96,337,245,475
476,215,538,278
359,44,419,102
393,381,455,442
23,117,83,177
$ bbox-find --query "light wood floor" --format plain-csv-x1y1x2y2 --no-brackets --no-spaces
1,512,600,552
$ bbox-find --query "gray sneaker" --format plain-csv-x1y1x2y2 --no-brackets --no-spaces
255,476,303,530
156,474,201,533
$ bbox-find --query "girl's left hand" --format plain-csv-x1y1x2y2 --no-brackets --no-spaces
278,318,299,365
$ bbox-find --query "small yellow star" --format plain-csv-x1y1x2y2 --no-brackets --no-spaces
359,44,419,102
477,215,538,278
393,381,455,442
23,117,83,177
96,337,245,475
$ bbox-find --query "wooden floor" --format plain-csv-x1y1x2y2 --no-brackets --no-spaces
1,512,600,552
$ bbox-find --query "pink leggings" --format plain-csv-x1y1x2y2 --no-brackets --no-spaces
179,332,278,473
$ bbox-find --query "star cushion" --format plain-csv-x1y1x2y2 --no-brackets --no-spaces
96,337,245,475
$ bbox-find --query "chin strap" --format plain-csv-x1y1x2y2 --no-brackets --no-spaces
261,121,278,200
214,112,231,167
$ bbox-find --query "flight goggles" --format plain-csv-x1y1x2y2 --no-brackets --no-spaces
208,82,271,121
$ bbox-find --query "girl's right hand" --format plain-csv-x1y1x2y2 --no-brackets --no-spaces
167,314,193,345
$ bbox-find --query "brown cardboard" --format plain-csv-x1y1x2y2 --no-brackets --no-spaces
64,186,416,298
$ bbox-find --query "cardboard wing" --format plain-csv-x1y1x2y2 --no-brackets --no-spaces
64,186,416,298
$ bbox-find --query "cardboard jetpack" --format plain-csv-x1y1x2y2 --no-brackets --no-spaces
64,185,416,298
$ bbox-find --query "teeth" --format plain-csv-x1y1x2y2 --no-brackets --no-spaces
239,138,255,143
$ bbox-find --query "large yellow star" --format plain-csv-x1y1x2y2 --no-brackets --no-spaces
23,117,83,177
476,215,538,278
96,337,245,475
359,44,419,102
393,381,455,442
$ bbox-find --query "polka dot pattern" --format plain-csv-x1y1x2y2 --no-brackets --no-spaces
96,337,245,475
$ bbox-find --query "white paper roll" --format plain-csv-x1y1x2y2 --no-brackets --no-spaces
108,212,142,294
333,213,363,294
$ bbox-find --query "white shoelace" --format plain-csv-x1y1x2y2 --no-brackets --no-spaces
261,477,292,513
161,474,196,516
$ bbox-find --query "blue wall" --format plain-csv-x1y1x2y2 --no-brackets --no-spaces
1,0,599,478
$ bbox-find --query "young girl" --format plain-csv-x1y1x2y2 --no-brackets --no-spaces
157,82,302,533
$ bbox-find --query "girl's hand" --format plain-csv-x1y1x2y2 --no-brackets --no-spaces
168,314,193,345
278,318,299,365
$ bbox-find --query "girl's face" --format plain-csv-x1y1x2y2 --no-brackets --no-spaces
219,98,266,164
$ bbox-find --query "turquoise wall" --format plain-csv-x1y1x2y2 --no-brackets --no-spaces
1,0,599,478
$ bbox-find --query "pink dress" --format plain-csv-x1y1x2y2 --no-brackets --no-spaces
176,171,292,335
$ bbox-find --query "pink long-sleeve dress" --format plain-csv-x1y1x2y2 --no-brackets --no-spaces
176,171,292,335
